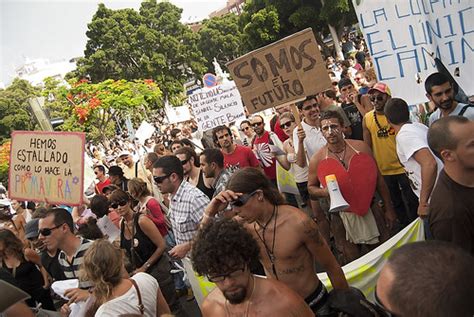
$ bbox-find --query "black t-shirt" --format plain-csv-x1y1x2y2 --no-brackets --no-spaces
40,249,66,281
342,102,363,140
429,170,474,255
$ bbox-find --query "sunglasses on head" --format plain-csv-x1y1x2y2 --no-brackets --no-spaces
230,190,259,208
280,121,293,129
39,223,64,237
153,174,171,184
370,95,385,102
110,200,128,209
252,122,263,127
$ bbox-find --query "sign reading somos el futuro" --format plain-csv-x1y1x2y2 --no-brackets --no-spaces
187,82,246,131
8,131,85,206
227,28,331,114
352,0,474,105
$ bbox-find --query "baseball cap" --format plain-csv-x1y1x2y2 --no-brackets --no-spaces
24,219,39,240
118,150,131,158
368,82,392,96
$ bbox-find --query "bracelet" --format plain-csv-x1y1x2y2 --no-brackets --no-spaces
144,261,151,269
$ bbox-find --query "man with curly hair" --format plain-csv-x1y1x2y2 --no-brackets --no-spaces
192,219,314,316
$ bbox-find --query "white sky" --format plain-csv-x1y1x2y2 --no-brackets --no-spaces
0,0,227,84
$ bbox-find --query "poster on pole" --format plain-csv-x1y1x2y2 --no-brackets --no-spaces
227,28,331,114
187,82,246,131
352,0,474,105
8,131,85,206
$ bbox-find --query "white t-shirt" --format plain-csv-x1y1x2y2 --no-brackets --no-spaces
292,120,327,160
95,273,158,317
396,122,443,198
428,103,474,126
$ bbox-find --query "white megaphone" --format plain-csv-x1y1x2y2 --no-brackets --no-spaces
326,174,349,213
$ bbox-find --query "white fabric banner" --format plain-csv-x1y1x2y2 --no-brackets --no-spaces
352,0,473,104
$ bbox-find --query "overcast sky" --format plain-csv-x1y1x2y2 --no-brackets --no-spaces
0,0,226,85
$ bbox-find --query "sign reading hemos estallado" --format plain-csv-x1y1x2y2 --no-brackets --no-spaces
227,28,331,114
8,131,85,206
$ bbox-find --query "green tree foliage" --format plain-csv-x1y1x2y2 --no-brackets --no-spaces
198,14,245,72
71,0,206,105
0,79,40,143
57,78,162,144
240,0,357,55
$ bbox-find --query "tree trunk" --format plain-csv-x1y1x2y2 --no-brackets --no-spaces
328,24,344,60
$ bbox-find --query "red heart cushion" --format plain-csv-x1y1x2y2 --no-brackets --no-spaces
317,153,377,216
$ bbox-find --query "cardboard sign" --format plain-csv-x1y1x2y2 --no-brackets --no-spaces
165,105,192,124
8,131,85,206
352,0,474,105
227,28,331,114
187,82,246,131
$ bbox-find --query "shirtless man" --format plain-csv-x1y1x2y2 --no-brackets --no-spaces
203,168,348,315
192,218,314,317
307,110,397,263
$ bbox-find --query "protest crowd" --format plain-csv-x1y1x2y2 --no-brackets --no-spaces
1,24,474,317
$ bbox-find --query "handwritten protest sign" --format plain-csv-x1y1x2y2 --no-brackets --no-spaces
352,0,473,105
187,82,246,131
8,131,85,206
227,28,331,114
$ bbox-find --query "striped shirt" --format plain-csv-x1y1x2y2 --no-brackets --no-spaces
58,237,92,280
169,180,209,245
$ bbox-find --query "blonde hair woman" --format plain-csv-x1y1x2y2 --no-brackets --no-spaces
61,239,171,317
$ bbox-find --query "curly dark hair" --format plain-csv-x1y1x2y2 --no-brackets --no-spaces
191,219,260,276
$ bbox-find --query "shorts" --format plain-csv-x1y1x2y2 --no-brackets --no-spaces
305,281,331,316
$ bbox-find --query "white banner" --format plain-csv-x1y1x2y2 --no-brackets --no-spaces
134,121,155,145
187,82,246,132
165,105,192,124
352,0,473,105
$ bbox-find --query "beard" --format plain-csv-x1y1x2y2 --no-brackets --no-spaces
223,287,247,304
435,98,454,109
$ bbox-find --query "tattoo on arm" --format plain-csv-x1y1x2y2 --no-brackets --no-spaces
302,218,324,246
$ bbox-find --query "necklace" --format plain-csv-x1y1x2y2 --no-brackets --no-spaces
224,275,256,317
373,112,389,138
328,142,347,168
254,205,278,279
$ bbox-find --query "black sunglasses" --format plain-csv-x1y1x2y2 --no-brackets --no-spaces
280,121,294,129
154,174,171,184
110,200,128,209
230,190,258,208
39,223,64,237
252,122,263,127
370,95,385,102
241,126,251,131
180,158,189,165
207,266,245,283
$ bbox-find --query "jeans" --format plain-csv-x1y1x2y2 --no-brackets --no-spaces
165,232,187,290
383,174,419,227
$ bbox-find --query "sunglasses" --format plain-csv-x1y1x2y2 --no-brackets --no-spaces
94,171,99,175
241,127,251,131
230,190,258,208
252,122,264,127
180,158,189,165
153,174,171,184
370,95,385,102
332,82,338,86
39,223,64,237
280,121,293,129
110,200,128,209
207,267,245,283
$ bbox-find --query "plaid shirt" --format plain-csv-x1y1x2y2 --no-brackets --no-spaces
169,180,210,245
